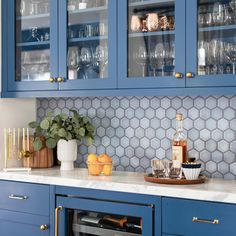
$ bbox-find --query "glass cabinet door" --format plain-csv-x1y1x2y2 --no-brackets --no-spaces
118,0,186,89
57,196,153,236
7,0,58,91
58,0,117,90
186,0,236,87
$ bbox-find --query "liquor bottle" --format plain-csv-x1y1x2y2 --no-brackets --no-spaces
172,113,187,163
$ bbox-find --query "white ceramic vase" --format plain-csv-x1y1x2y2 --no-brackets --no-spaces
57,139,77,171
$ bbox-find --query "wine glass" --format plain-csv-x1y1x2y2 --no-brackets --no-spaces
67,47,81,80
212,2,224,25
155,43,166,76
80,47,92,79
225,43,236,74
149,50,158,77
92,44,108,78
209,39,220,74
133,46,148,77
21,51,31,80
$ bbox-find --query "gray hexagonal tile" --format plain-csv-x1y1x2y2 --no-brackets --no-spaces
140,117,150,129
230,140,236,152
229,96,236,109
111,117,120,128
140,157,150,169
205,140,217,152
150,118,161,129
200,107,211,120
58,99,66,109
130,137,140,148
156,128,166,139
183,97,194,109
120,117,130,129
125,127,135,138
111,98,120,109
161,138,171,150
230,119,236,130
145,147,155,158
97,108,105,118
116,107,125,119
145,107,155,119
92,98,101,109
106,146,116,157
101,117,111,128
230,162,236,175
212,107,223,120
120,136,130,148
205,96,217,109
120,98,130,109
217,118,229,131
211,130,223,141
145,128,155,139
206,161,217,173
150,138,161,149
130,97,140,109
135,147,145,158
217,96,229,109
212,172,223,179
171,97,182,109
212,150,223,163
135,107,145,119
105,107,115,118
194,97,205,109
116,127,125,138
223,107,235,120
116,146,125,157
161,118,171,129
150,97,161,109
87,107,96,118
101,136,110,146
106,127,115,138
156,107,166,119
166,128,175,139
200,150,211,163
188,107,199,120
49,99,57,109
224,151,236,164
121,156,130,167
125,147,134,158
111,137,120,148
218,162,229,175
125,108,135,119
205,118,217,130
224,173,236,180
83,98,92,109
218,140,229,153
194,118,205,130
161,97,171,109
135,127,145,139
200,129,211,141
188,128,200,140
194,139,205,152
140,137,150,149
140,97,150,109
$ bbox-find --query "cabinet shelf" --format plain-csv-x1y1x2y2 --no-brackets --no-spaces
129,0,175,8
69,36,108,43
199,24,236,33
129,30,175,38
68,6,107,14
16,13,50,21
16,41,50,47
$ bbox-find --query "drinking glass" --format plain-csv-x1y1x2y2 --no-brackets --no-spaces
68,47,81,80
19,0,27,16
133,46,148,77
198,13,205,27
151,160,165,178
149,50,158,77
205,13,213,26
80,47,92,79
92,44,108,78
225,43,236,74
21,52,31,80
29,0,40,15
209,39,220,74
212,2,224,25
169,160,182,179
155,43,166,76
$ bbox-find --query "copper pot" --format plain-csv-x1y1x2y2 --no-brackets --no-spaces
146,13,159,32
130,15,142,32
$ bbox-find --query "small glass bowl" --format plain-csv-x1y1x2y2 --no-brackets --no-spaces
87,161,113,176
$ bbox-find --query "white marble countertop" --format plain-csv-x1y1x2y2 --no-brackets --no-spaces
0,168,236,204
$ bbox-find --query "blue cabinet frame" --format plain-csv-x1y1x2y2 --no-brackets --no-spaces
4,0,59,92
118,0,186,89
186,0,236,88
58,0,117,90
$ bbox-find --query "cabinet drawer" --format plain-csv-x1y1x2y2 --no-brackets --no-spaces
0,181,49,216
162,197,236,236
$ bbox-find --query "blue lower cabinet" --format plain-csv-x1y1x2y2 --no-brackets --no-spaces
162,197,236,236
56,195,153,236
0,210,50,236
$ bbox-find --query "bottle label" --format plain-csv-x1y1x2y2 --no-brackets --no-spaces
172,146,183,163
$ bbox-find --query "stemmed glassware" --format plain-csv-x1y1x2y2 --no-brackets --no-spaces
133,46,148,77
225,43,236,74
92,44,108,78
155,43,166,76
208,39,220,74
149,50,158,77
67,47,81,80
80,47,92,79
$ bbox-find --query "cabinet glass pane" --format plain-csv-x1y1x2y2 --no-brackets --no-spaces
67,209,143,236
128,0,175,78
67,0,108,80
15,0,51,82
197,0,236,75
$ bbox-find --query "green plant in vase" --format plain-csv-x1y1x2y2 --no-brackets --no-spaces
29,110,95,171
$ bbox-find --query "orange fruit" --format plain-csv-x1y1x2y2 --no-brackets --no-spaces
98,153,112,163
87,153,98,163
103,164,113,176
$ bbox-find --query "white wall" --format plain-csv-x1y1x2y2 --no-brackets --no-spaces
0,0,37,169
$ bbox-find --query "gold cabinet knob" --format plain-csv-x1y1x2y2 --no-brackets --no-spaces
49,77,55,83
186,72,195,78
175,72,183,79
40,224,48,231
57,77,64,83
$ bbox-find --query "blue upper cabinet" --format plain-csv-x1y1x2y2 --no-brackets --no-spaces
3,0,117,94
57,0,117,90
186,0,236,87
118,0,186,89
5,0,59,92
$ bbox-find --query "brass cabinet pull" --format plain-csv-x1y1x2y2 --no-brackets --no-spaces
9,194,28,200
175,72,183,79
57,77,64,83
40,224,48,231
192,217,219,225
49,77,55,83
186,72,195,78
55,206,63,236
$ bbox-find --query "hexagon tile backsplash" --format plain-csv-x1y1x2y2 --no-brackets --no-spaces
37,96,236,179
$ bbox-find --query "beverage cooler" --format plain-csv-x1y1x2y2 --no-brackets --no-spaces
55,196,153,236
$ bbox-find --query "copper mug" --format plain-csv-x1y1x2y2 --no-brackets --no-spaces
146,13,159,31
130,15,142,32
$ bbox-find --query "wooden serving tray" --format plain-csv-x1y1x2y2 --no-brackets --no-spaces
144,174,206,185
